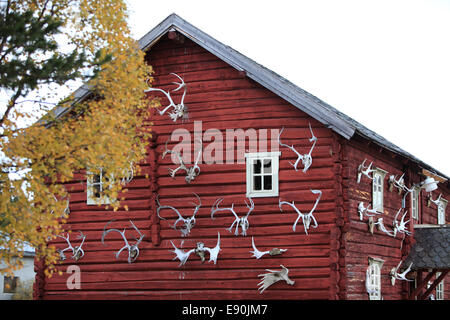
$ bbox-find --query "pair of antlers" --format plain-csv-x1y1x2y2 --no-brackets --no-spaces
357,159,376,183
279,189,322,234
170,232,221,267
102,220,145,263
162,138,202,184
210,197,254,236
156,193,201,237
56,231,86,261
145,73,189,122
277,123,317,173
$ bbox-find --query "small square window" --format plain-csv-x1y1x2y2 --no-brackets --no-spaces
245,152,280,198
3,276,18,293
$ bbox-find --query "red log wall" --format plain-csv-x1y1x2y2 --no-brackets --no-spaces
34,34,449,300
341,135,450,300
37,35,339,300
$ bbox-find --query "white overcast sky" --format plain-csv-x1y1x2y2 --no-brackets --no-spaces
125,0,450,177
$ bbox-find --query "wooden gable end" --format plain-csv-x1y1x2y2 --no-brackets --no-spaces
39,33,342,300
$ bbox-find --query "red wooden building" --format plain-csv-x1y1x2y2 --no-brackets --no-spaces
34,14,449,300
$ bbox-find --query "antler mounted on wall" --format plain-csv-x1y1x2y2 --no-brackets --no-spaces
210,197,254,236
250,237,287,259
156,193,201,237
393,208,411,237
120,162,134,186
162,138,202,184
427,193,442,207
390,261,414,286
145,73,189,122
170,232,221,267
277,123,317,173
357,159,375,183
51,194,70,217
56,231,86,261
388,173,406,194
279,189,322,234
357,202,381,221
373,218,395,237
101,220,145,263
257,265,295,294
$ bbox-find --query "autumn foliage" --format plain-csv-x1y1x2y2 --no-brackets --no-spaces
0,0,154,276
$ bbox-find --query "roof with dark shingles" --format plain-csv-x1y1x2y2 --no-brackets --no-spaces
403,225,450,270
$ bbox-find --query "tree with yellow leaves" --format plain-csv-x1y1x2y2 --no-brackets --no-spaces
0,0,154,277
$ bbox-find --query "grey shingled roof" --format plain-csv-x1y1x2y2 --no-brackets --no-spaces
48,13,448,180
403,225,450,270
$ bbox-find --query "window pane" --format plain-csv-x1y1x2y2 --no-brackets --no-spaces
253,160,261,174
253,176,262,191
3,276,18,293
263,175,272,190
93,174,101,184
94,184,101,198
263,159,272,174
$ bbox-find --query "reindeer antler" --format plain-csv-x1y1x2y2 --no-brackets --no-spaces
56,231,86,261
211,197,254,236
161,138,202,184
279,189,322,234
357,159,375,183
278,123,317,173
250,236,287,259
170,232,221,267
358,202,381,220
145,73,189,122
156,193,201,236
393,208,411,237
101,220,145,263
257,265,295,294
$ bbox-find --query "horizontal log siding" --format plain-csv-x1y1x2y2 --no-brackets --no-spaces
39,35,337,299
342,136,450,300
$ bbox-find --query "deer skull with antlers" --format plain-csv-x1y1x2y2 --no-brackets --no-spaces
250,237,287,259
388,173,406,193
170,232,221,267
156,193,201,237
279,189,322,234
101,220,145,263
56,231,86,261
210,197,254,236
145,73,189,122
277,123,317,173
162,138,202,184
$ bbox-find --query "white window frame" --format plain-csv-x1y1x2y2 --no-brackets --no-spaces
411,186,420,220
437,198,447,225
367,257,384,300
245,152,280,198
372,168,387,213
436,272,444,300
87,168,113,205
